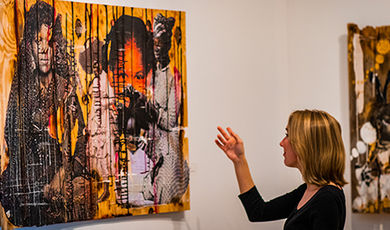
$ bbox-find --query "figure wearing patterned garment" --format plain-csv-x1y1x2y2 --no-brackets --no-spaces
142,13,189,204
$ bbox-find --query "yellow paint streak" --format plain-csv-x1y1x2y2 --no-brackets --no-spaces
57,107,64,144
71,119,79,156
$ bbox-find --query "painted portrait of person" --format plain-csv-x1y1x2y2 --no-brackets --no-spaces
0,1,91,226
102,13,189,206
142,13,189,205
102,14,157,205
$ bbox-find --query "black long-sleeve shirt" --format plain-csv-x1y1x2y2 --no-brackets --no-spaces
238,184,345,230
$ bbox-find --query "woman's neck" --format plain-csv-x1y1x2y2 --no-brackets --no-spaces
306,183,321,191
306,182,342,190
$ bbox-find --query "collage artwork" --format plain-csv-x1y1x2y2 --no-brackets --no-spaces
348,24,390,213
0,0,189,227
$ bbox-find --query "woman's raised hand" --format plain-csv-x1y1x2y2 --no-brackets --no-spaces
216,127,254,193
215,126,245,163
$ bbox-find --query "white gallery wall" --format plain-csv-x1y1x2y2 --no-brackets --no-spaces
31,0,390,229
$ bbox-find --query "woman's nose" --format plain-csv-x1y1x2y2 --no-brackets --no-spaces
280,137,286,147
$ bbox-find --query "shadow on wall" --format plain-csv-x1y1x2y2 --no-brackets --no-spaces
338,34,352,230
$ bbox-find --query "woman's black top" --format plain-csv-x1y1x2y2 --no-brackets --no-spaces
238,184,345,230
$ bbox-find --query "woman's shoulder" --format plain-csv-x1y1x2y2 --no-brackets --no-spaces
301,185,346,229
286,183,307,198
312,185,345,208
319,185,345,196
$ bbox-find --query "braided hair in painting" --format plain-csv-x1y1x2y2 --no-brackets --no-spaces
102,15,156,136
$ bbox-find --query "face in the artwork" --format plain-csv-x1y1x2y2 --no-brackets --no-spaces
280,129,299,168
108,38,145,94
124,39,144,81
32,24,53,75
153,36,169,64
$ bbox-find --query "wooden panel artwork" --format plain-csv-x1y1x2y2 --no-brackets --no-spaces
348,23,390,213
0,0,189,227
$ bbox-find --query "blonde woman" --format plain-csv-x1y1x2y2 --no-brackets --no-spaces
215,110,346,229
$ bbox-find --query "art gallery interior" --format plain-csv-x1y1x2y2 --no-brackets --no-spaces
6,0,390,229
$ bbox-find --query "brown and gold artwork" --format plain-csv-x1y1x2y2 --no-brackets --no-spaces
348,23,390,213
0,0,189,227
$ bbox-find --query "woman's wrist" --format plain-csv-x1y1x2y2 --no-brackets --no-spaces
233,156,248,167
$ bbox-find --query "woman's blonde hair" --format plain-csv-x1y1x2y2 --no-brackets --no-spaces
288,110,347,186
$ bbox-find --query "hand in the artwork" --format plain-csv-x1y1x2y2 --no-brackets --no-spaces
215,127,245,163
137,135,148,151
69,103,77,113
43,167,65,201
67,95,79,115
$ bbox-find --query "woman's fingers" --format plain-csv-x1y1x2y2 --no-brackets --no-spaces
215,139,225,150
217,126,230,140
217,134,227,145
227,127,241,142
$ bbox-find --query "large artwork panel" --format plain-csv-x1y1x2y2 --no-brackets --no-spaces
0,0,189,227
348,24,390,213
